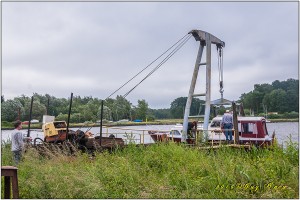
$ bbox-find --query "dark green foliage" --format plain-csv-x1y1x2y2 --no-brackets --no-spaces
149,108,172,119
1,99,23,122
103,96,132,121
170,97,205,118
240,79,298,115
135,99,149,121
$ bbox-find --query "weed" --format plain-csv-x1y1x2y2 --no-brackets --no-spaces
1,141,299,199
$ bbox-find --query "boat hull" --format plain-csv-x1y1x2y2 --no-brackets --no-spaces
94,136,125,148
148,131,195,144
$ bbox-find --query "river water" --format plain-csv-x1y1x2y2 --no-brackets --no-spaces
1,122,298,146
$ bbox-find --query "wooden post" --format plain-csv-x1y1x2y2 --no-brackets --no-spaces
66,92,73,141
99,100,104,146
240,103,245,116
232,102,239,144
46,97,50,115
27,96,34,137
2,166,19,199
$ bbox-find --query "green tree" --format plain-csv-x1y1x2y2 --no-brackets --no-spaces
71,95,83,114
1,99,24,122
24,99,47,121
266,89,288,113
170,97,186,118
84,99,101,122
149,108,171,119
55,113,68,121
71,113,82,123
51,97,69,117
241,79,298,114
14,95,30,108
33,93,49,107
286,89,298,112
97,105,112,121
104,98,117,121
112,96,131,121
136,99,149,121
170,97,204,119
272,79,298,91
254,83,273,94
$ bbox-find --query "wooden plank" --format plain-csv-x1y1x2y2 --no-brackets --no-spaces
232,102,239,143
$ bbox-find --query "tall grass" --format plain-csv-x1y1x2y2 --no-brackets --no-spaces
1,141,299,199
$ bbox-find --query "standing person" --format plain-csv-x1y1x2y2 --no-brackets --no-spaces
11,120,30,165
221,110,233,142
187,121,197,138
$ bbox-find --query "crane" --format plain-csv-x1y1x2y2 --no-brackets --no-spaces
182,29,225,142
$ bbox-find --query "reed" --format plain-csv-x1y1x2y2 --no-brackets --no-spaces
1,140,298,199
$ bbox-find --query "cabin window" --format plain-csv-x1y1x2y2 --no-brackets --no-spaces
238,122,257,134
210,121,221,127
170,130,181,136
262,122,268,135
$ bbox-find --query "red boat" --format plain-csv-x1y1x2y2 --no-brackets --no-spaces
148,116,275,147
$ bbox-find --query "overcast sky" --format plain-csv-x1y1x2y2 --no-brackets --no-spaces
2,1,298,109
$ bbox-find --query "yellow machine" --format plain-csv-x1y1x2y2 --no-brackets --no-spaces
39,115,124,148
42,121,68,142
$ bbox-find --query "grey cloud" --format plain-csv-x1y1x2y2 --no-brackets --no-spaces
2,2,298,109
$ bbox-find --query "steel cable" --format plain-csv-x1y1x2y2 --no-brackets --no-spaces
217,47,224,97
123,34,192,98
106,33,191,99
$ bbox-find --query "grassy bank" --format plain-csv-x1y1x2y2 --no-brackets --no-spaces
1,141,299,199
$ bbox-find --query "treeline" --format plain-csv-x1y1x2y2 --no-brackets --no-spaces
1,94,152,123
1,78,298,123
1,93,204,123
239,78,299,117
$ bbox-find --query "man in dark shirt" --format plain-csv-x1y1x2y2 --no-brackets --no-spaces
187,121,197,138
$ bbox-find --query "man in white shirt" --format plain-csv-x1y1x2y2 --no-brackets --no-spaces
11,120,29,165
221,110,233,141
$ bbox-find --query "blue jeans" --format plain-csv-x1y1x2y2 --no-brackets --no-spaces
223,123,233,141
12,150,22,166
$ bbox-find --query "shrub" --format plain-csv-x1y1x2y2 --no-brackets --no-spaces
1,121,12,128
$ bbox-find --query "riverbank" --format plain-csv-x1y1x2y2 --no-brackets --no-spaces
1,142,298,198
1,118,298,130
